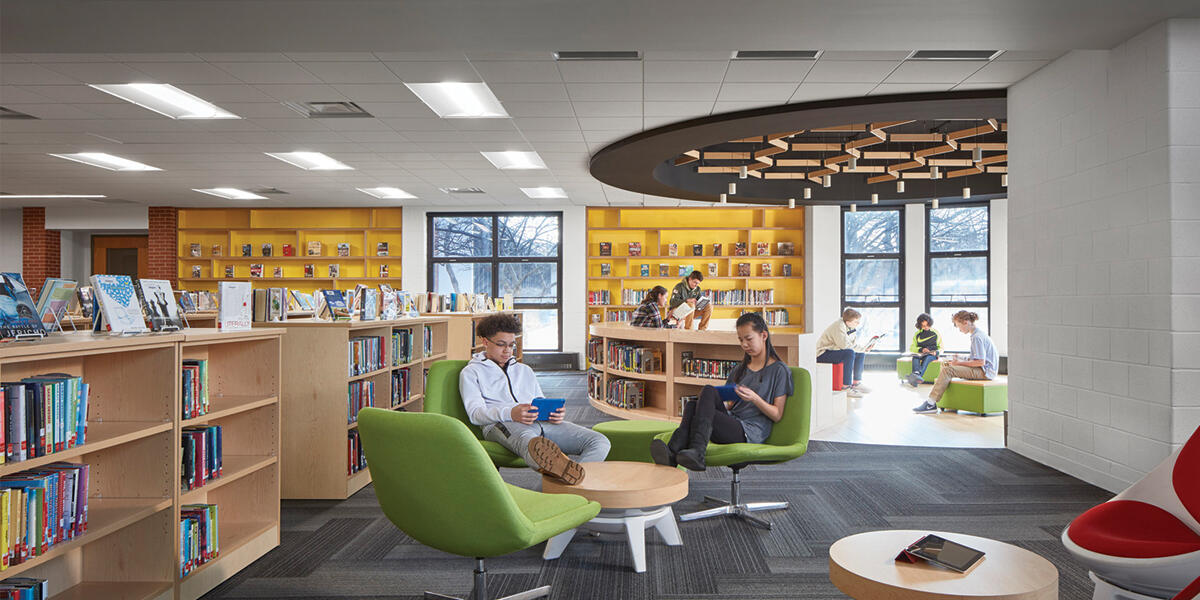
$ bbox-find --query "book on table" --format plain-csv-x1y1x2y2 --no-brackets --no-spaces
90,274,149,334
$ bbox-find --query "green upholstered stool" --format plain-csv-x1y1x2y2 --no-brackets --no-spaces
896,357,941,382
424,359,527,468
592,420,679,463
938,379,1008,414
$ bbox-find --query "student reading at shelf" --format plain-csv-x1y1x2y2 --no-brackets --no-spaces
913,310,998,414
815,308,877,398
631,285,676,328
459,313,610,484
669,270,711,330
649,313,792,471
905,313,942,388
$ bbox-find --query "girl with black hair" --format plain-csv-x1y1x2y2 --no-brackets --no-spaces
630,285,675,328
650,312,793,471
905,313,941,387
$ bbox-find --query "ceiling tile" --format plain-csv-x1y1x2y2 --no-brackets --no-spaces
195,53,291,62
337,130,410,143
63,102,160,119
0,103,102,120
297,61,401,84
124,62,244,84
43,62,158,83
643,61,728,83
372,51,467,62
712,100,781,112
354,101,431,117
715,82,796,101
883,60,988,83
199,101,293,118
470,61,563,83
565,83,641,101
868,82,955,95
252,84,349,102
284,52,378,62
723,60,814,82
556,61,643,83
104,53,202,62
643,115,688,129
0,64,79,85
521,130,585,142
378,117,456,132
571,101,643,117
465,51,555,61
502,101,577,117
789,82,876,102
382,61,480,82
0,85,51,103
643,83,720,101
489,83,569,102
818,51,912,61
804,60,900,83
512,117,580,131
642,101,713,116
318,117,395,131
641,51,733,61
960,60,1049,84
576,116,642,130
172,84,277,102
333,84,418,102
16,85,118,103
7,53,111,63
213,62,323,84
995,50,1067,61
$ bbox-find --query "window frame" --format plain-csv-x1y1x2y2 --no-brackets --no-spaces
427,211,564,351
841,206,905,352
926,201,991,346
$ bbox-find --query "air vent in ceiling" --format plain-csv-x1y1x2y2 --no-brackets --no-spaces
0,107,38,120
733,50,822,60
438,187,485,194
909,50,1002,61
554,51,641,61
247,187,289,195
283,101,373,118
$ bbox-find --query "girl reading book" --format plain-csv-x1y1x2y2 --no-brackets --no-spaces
631,285,676,328
905,313,941,387
650,313,793,471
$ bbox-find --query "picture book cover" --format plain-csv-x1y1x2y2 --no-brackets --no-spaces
677,264,692,277
712,243,722,256
760,263,772,277
137,279,185,331
211,244,221,256
362,289,378,321
777,241,795,256
192,266,202,278
217,281,252,331
707,263,718,277
241,244,252,257
737,263,751,276
273,267,283,278
35,278,77,331
640,264,650,277
377,242,389,256
380,285,399,320
337,243,351,257
261,243,272,257
90,274,149,334
0,272,46,338
734,242,747,256
379,264,389,278
180,292,197,313
600,263,611,276
307,241,322,256
282,244,294,257
692,244,703,256
598,242,611,256
667,243,678,256
76,286,94,318
658,264,669,277
321,289,351,321
189,243,202,257
268,288,285,322
249,264,263,278
628,242,641,256
328,264,340,278
224,266,235,278
304,264,315,278
782,264,792,277
756,242,769,256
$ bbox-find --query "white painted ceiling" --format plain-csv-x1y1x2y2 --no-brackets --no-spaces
1,0,1197,209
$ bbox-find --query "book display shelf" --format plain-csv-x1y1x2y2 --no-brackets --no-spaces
586,323,802,422
423,311,523,361
0,327,283,600
585,207,804,331
176,207,403,294
262,317,448,500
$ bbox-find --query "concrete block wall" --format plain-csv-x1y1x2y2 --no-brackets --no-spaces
1008,19,1200,493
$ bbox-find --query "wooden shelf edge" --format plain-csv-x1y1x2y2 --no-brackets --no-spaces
181,396,277,427
603,366,667,382
180,455,277,503
392,359,421,369
347,469,371,495
347,366,391,382
586,398,677,422
52,580,174,600
422,353,447,362
0,421,173,478
179,521,277,585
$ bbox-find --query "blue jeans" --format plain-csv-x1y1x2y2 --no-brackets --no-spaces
818,349,865,386
912,353,938,378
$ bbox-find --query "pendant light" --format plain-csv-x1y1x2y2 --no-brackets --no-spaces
822,174,831,188
728,182,737,195
850,203,857,212
871,193,879,205
973,145,983,163
897,180,905,193
1002,173,1008,187
962,186,971,199
931,165,940,179
803,187,812,199
719,193,727,204
931,198,939,209
788,198,796,209
739,165,748,179
848,155,857,171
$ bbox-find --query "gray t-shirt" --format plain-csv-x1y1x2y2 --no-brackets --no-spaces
725,360,793,444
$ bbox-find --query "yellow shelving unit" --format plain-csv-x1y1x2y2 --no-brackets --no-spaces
176,208,404,295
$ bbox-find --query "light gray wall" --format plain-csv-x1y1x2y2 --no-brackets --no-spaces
59,230,91,282
1007,18,1200,492
0,208,21,274
805,205,842,334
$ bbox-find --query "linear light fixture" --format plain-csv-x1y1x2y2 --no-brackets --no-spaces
264,152,353,170
521,187,567,199
89,83,239,119
357,187,416,199
480,151,547,170
193,188,268,200
405,82,509,118
0,194,106,199
49,152,161,171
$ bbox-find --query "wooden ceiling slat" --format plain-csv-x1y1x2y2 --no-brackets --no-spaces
979,153,1008,165
702,152,751,160
863,151,911,159
927,158,975,166
946,122,998,141
986,165,1008,173
867,173,899,184
790,142,844,151
773,158,822,167
673,150,701,166
754,146,787,160
810,123,868,132
890,133,945,142
914,143,956,160
763,172,814,179
958,142,1007,150
946,166,984,178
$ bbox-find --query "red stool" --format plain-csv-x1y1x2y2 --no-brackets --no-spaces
832,363,843,391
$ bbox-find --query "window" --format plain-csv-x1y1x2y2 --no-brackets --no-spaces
429,213,563,351
842,208,903,352
927,204,990,352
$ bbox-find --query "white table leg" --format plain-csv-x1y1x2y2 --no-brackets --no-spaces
624,516,647,573
651,508,682,546
542,528,576,560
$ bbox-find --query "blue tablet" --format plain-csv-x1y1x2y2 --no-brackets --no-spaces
531,398,566,421
713,385,741,402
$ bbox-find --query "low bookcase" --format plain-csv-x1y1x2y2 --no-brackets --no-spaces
423,311,523,361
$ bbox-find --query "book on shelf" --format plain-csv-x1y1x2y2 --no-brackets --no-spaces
628,242,642,256
190,243,202,257
737,262,751,276
667,243,678,256
217,281,252,331
607,342,663,374
756,241,769,256
337,243,351,257
181,359,209,418
379,264,389,278
270,287,287,322
0,462,90,563
658,264,669,277
733,242,747,256
347,380,374,423
681,353,741,379
0,273,44,339
241,244,252,257
707,262,718,277
0,577,49,596
392,327,414,365
273,266,284,278
362,288,378,321
90,274,149,334
321,289,351,321
692,243,703,256
223,265,235,278
1,374,90,462
598,242,612,256
348,429,366,475
379,285,399,320
328,264,340,278
34,278,77,332
179,504,218,577
782,264,792,277
392,368,411,408
249,264,264,278
192,265,203,278
600,263,611,277
282,243,294,257
262,243,273,257
637,264,648,277
377,242,389,256
305,263,315,278
677,264,692,277
179,292,197,313
74,286,93,319
198,291,219,310
712,243,722,256
760,263,772,276
211,244,221,256
605,379,644,410
349,335,385,376
777,241,795,256
137,278,185,331
307,241,322,256
181,425,223,490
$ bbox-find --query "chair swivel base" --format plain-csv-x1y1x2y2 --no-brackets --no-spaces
680,496,789,530
424,559,550,600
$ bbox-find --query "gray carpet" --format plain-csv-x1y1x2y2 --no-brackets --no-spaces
203,371,1110,600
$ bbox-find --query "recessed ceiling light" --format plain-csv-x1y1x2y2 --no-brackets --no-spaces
0,194,106,199
439,187,486,194
264,152,354,170
480,151,547,170
404,82,509,119
357,187,416,199
88,83,239,119
521,187,567,199
49,152,161,171
553,51,641,61
732,50,821,60
908,50,1002,61
192,188,268,200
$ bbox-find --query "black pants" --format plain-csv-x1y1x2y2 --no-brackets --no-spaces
673,385,747,448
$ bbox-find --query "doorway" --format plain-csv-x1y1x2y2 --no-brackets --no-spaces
91,235,148,280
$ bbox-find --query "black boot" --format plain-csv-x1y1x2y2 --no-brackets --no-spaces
649,439,676,467
676,387,718,471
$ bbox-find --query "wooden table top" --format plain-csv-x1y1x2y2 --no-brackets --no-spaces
829,530,1058,600
542,461,688,509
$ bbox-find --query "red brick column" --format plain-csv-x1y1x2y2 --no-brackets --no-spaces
148,206,178,286
22,207,60,294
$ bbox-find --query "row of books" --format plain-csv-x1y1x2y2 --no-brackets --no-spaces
607,342,663,374
0,463,90,567
181,359,210,419
586,338,604,367
348,336,386,377
586,290,612,306
422,324,434,357
0,577,46,598
347,381,375,424
601,262,795,278
700,289,776,306
392,329,414,365
182,425,223,491
587,369,603,404
0,375,90,464
348,430,367,476
200,263,392,279
680,352,741,379
597,241,795,257
249,288,290,322
758,308,791,325
189,241,389,258
0,273,189,338
605,379,645,410
391,369,411,409
606,310,633,322
735,263,793,277
180,504,219,577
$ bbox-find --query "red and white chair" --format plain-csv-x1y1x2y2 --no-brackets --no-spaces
1062,426,1200,600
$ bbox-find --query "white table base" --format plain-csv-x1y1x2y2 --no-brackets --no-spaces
542,506,682,573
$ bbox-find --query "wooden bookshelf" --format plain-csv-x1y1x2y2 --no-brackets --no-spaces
422,311,524,361
176,208,403,295
0,327,283,600
262,317,448,499
587,323,805,422
585,207,804,332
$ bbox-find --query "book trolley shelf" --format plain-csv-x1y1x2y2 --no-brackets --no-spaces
423,312,524,361
585,207,805,331
587,323,804,422
259,317,448,500
176,207,404,295
0,327,283,600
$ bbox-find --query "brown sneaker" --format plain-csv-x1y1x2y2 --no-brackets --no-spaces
528,437,585,485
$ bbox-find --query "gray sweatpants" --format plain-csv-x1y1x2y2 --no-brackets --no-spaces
483,421,610,469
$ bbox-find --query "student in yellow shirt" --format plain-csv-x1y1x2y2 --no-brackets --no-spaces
905,313,941,387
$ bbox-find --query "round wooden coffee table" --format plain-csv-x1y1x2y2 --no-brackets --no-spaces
542,461,688,573
829,530,1058,600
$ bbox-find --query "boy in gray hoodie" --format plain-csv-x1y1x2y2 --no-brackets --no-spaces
459,313,610,484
